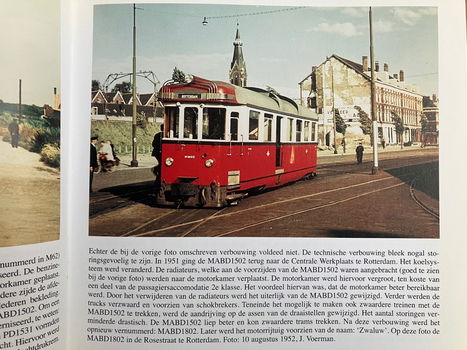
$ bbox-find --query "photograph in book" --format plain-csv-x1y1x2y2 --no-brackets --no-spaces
0,0,60,247
89,4,439,239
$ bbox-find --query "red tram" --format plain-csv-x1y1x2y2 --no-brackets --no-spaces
156,76,319,207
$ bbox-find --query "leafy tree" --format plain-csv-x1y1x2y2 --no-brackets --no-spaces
419,112,429,146
355,105,371,135
335,108,347,153
92,80,102,91
391,111,405,149
112,81,132,93
172,67,186,83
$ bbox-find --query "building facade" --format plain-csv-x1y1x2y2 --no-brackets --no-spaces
299,55,423,147
422,94,439,145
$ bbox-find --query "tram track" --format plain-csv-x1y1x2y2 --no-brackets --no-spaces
89,152,439,238
119,175,403,237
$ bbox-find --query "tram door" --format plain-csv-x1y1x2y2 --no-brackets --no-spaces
275,117,282,167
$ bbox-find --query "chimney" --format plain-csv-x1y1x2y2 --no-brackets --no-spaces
399,70,405,82
375,61,380,72
432,94,438,103
384,63,389,72
393,73,399,80
362,56,368,72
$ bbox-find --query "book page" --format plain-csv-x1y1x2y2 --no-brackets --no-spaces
68,0,467,349
0,1,67,349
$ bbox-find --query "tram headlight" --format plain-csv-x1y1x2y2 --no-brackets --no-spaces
205,159,214,168
165,157,174,166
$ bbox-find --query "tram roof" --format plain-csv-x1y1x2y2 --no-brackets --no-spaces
159,76,318,120
235,86,317,120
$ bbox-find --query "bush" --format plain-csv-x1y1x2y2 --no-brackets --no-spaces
29,128,60,153
40,144,60,168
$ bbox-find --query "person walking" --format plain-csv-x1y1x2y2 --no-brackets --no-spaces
355,142,364,164
151,125,164,187
8,118,20,148
90,136,99,192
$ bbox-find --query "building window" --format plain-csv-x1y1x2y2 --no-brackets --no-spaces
249,110,259,140
264,113,273,142
202,107,225,140
183,107,198,139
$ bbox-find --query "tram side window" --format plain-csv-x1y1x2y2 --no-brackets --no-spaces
183,107,198,139
230,112,239,141
296,120,303,142
311,122,317,142
287,118,294,142
202,108,226,140
166,107,179,138
249,110,259,140
304,121,310,142
264,114,273,142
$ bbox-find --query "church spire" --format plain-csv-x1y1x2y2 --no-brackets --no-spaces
229,23,247,87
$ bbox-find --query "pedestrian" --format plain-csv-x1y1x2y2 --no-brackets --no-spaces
151,124,164,187
382,139,386,149
355,142,364,164
8,118,20,148
99,140,115,172
90,136,99,192
109,140,120,166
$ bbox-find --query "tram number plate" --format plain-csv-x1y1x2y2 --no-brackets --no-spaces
228,171,240,186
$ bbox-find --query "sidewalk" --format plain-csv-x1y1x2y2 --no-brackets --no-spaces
318,144,438,158
0,140,60,247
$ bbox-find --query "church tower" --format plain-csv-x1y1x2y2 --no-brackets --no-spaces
229,24,247,87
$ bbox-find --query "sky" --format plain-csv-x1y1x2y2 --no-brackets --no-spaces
0,0,60,106
92,4,438,100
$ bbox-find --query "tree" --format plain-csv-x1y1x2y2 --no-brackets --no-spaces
391,111,405,149
92,80,101,91
112,81,132,93
172,67,186,83
355,105,372,141
419,112,429,146
335,108,347,153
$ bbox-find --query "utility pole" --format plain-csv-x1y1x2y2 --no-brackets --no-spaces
130,3,138,167
331,60,337,154
369,7,379,174
18,79,22,120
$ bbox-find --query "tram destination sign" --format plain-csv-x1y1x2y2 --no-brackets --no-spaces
179,93,201,99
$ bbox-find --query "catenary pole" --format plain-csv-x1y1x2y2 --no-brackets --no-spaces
131,3,138,167
369,7,379,174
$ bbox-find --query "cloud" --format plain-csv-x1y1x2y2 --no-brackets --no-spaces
392,8,426,26
309,22,362,37
374,19,395,33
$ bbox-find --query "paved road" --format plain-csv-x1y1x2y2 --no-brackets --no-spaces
89,148,439,239
0,141,60,247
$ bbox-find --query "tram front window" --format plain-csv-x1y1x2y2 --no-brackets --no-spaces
202,108,226,140
183,107,198,139
166,107,179,138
